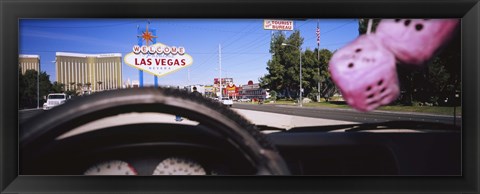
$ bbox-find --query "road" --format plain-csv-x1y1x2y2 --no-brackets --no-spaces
19,109,44,123
232,103,461,126
19,103,461,127
233,108,358,130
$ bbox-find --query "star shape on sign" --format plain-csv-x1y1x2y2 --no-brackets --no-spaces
138,24,157,46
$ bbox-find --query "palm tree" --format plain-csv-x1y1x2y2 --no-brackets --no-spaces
85,82,92,94
97,81,103,91
70,82,76,91
76,83,83,94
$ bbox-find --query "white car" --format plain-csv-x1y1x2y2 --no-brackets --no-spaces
238,98,251,102
220,97,233,107
43,93,68,110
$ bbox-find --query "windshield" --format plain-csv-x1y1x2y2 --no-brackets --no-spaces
17,18,462,177
19,18,461,129
48,95,65,99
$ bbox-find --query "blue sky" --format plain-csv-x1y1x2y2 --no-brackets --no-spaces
19,19,359,86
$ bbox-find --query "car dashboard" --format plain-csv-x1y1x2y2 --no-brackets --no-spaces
21,121,461,176
269,129,461,175
21,123,259,175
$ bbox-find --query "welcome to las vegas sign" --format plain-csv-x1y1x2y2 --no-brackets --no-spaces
124,43,193,77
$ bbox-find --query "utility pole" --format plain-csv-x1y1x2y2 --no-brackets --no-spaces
219,44,222,99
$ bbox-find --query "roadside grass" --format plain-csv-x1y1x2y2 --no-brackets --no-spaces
268,100,461,116
377,105,461,116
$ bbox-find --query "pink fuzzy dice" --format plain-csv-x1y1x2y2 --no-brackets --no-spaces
329,35,400,112
375,19,459,66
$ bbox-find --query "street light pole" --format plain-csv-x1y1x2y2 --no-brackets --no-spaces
282,43,302,107
37,63,40,109
299,47,302,107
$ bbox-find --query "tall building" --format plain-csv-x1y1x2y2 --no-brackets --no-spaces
19,54,40,74
56,52,122,93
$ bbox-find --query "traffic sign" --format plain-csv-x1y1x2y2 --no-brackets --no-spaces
264,19,294,31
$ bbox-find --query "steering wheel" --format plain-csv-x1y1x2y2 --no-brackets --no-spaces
20,87,290,175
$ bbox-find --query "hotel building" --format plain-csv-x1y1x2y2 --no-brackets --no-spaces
56,52,122,92
19,54,40,74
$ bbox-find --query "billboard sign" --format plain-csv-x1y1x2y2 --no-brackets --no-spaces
124,43,193,77
263,19,294,31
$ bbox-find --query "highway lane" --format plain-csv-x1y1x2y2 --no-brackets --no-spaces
19,103,461,128
19,109,44,123
232,103,461,127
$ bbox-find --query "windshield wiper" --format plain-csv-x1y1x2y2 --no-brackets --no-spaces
255,125,287,132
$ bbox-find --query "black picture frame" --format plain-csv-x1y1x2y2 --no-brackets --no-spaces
1,0,479,193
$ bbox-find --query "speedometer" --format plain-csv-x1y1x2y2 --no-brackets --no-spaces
153,157,206,175
84,160,137,175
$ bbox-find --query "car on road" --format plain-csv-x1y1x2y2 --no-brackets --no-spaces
219,97,233,107
237,98,251,102
43,93,68,110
